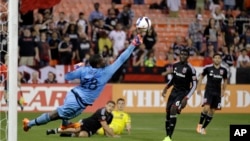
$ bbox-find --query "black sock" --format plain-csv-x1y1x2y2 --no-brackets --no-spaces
165,120,170,136
54,128,58,134
165,113,170,136
168,115,177,138
47,128,57,135
199,112,207,124
202,115,213,128
60,133,73,137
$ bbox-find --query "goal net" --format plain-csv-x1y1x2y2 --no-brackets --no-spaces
0,1,8,140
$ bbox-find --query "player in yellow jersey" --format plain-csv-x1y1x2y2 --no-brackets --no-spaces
97,98,131,135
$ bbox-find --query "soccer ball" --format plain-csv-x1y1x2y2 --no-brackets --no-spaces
136,16,152,32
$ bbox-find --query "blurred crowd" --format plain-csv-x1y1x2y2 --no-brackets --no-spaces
0,0,250,83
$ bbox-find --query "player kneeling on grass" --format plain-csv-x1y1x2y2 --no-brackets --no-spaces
97,98,131,135
46,100,120,138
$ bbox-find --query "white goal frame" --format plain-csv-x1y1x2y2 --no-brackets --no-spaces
7,0,19,141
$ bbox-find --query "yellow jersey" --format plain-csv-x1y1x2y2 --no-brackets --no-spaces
97,110,131,135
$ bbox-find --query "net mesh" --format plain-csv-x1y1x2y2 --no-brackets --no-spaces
0,1,8,141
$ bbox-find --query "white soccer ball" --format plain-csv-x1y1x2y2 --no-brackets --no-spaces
136,16,152,32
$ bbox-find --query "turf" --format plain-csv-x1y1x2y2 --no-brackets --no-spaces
1,112,250,141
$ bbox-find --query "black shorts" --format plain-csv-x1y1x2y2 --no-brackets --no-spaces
80,120,96,137
166,90,186,112
202,90,221,110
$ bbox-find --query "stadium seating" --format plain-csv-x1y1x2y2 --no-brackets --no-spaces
52,0,237,60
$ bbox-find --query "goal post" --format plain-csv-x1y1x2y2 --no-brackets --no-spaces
7,0,19,140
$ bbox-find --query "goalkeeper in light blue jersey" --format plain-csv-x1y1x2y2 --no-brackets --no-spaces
22,34,143,132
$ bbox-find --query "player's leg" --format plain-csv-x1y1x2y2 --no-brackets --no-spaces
200,108,215,134
58,92,86,129
200,95,220,134
164,95,173,137
47,127,81,135
197,91,211,133
77,130,91,137
23,110,61,131
163,93,184,141
23,91,83,132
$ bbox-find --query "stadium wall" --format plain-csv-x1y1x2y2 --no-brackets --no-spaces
0,84,249,113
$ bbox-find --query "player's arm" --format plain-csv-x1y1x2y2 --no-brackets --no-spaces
186,67,197,99
100,120,119,138
65,67,84,81
125,114,131,134
104,35,142,79
162,65,174,97
105,44,135,75
197,66,208,95
180,66,197,109
221,68,228,97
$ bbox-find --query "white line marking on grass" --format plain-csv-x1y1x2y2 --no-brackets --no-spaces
132,127,228,131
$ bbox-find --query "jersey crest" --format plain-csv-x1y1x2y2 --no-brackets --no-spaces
220,69,224,75
101,115,106,120
182,67,187,73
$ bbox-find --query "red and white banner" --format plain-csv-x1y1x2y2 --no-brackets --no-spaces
0,84,112,112
1,84,249,113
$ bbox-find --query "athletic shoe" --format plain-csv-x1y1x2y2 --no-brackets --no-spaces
60,122,80,130
22,118,30,132
196,124,202,133
46,129,56,135
200,128,206,135
162,136,172,141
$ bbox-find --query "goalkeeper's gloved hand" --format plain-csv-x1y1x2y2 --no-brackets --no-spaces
131,34,143,46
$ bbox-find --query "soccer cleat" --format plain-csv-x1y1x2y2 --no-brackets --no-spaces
131,34,143,46
200,128,206,135
46,129,56,135
162,136,172,141
22,118,30,132
196,124,202,133
60,122,81,130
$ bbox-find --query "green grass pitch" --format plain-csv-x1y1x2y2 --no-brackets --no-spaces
1,112,250,141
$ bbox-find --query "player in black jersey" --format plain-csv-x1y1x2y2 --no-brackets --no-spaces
196,53,228,135
46,100,119,138
161,49,197,141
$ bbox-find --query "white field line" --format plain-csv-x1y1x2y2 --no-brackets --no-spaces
132,127,227,131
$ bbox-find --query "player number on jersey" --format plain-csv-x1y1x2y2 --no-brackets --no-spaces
81,78,98,90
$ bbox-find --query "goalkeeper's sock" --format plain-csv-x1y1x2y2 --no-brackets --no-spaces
199,112,207,124
28,113,50,127
202,115,213,128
